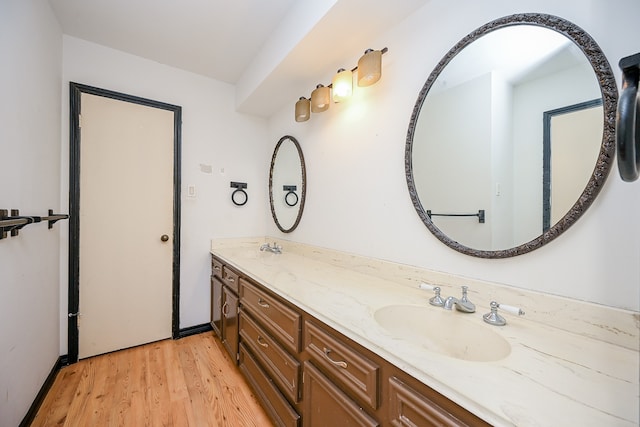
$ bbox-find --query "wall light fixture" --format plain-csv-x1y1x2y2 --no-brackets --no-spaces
295,97,310,122
357,49,382,87
294,47,387,122
332,68,353,102
311,84,330,113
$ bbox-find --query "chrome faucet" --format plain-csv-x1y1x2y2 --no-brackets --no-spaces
443,286,476,313
259,241,282,254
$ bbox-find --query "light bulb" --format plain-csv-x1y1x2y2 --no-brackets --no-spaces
332,68,353,102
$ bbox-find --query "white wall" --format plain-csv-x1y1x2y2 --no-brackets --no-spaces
60,36,271,352
490,72,514,249
414,73,493,248
267,0,640,311
0,1,62,425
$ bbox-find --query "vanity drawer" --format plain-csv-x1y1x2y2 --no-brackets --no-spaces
303,361,378,427
239,343,300,427
211,256,224,280
389,376,482,427
240,278,301,353
240,310,300,403
304,320,379,410
222,265,240,293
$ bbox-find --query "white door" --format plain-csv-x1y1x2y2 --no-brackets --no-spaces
550,105,603,224
78,93,174,359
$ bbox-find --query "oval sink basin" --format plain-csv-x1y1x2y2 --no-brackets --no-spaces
374,305,511,362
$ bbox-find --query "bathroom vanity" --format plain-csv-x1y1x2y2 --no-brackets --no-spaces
210,237,639,427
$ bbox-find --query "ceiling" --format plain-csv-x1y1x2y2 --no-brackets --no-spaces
49,0,428,117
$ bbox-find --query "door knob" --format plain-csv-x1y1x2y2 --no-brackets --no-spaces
160,234,169,242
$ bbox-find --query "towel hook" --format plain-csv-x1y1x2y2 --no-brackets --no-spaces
616,52,640,182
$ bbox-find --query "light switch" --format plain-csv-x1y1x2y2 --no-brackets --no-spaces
187,185,196,198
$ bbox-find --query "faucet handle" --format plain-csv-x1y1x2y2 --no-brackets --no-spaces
429,287,445,307
483,301,524,326
497,303,525,316
418,282,435,291
459,285,475,311
418,283,445,307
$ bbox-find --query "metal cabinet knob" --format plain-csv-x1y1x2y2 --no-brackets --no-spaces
160,234,169,242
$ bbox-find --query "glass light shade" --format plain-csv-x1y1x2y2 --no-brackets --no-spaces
295,97,310,122
311,84,330,112
332,68,353,102
357,49,382,87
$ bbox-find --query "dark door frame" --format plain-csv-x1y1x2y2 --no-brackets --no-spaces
542,98,602,231
67,82,182,363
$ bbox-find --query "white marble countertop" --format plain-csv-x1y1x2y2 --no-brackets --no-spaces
211,237,639,427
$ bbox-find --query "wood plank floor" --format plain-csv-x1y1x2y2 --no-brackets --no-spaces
30,333,274,426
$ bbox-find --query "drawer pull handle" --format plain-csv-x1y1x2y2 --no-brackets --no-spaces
257,336,269,348
257,298,270,309
222,302,228,316
323,347,348,369
226,276,235,283
214,265,220,270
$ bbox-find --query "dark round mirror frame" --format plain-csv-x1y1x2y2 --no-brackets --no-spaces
269,135,307,233
405,13,618,258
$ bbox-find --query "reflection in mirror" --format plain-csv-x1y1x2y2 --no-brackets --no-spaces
269,135,306,233
543,99,602,230
406,14,617,258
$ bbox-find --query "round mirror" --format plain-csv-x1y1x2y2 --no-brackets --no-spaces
406,13,617,258
269,135,306,233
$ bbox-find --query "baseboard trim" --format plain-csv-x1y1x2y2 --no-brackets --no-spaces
178,322,212,338
59,354,69,367
19,355,67,427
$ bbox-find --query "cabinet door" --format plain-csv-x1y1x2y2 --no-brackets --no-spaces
303,362,378,427
211,275,223,337
222,286,239,361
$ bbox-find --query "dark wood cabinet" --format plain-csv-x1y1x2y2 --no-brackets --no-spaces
210,275,223,337
239,312,301,403
239,278,303,426
389,376,467,427
240,278,301,354
211,256,223,279
222,264,239,293
210,257,224,338
212,254,491,427
211,256,240,361
303,361,378,427
239,343,301,427
222,285,239,360
304,320,379,410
